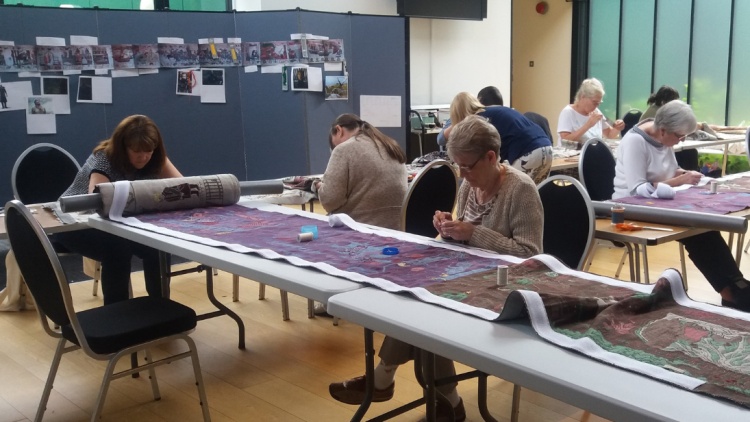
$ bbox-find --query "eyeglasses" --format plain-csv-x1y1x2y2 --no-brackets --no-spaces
457,155,484,173
673,132,688,142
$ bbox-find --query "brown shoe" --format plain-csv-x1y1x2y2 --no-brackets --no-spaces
417,398,466,422
329,375,394,405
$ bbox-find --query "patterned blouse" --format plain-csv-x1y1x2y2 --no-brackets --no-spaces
60,150,128,197
462,188,497,225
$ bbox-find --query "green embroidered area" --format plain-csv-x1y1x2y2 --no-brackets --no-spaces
728,386,750,396
440,292,468,301
545,272,558,277
515,279,533,286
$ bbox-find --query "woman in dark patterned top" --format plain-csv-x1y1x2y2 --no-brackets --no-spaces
57,115,182,305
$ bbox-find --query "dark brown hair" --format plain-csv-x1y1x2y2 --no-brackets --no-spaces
647,85,680,107
329,113,406,164
93,115,166,177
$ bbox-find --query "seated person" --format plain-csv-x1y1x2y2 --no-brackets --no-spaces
57,115,182,305
438,90,553,184
316,113,408,231
613,100,750,312
329,115,543,422
558,78,625,148
639,85,680,121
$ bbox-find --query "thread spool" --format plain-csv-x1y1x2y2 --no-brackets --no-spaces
611,204,625,224
297,232,314,242
497,265,508,286
710,180,718,194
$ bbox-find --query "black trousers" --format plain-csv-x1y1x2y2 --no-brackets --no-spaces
679,231,744,293
54,229,162,305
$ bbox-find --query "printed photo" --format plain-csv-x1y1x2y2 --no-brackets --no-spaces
42,77,68,95
71,46,95,70
325,76,348,100
134,44,160,68
112,45,135,69
77,77,93,101
260,41,288,65
198,43,241,67
306,39,326,63
0,83,9,109
92,45,114,69
0,45,38,71
176,69,200,95
158,43,200,68
27,96,54,114
242,42,260,66
292,67,308,90
36,46,65,71
324,39,345,62
0,46,14,71
286,40,305,64
202,69,224,86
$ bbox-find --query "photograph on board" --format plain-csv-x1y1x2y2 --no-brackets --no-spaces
134,44,160,68
28,96,54,114
198,43,241,67
325,76,348,100
292,67,308,90
202,69,224,86
36,46,63,71
0,80,33,112
158,43,200,68
286,40,305,64
73,46,95,70
92,45,114,69
176,69,200,96
77,77,92,101
324,39,345,62
42,77,68,95
112,45,135,69
260,41,288,65
242,42,260,66
0,45,38,71
306,40,326,63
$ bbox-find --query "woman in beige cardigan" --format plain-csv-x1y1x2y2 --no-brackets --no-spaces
329,115,544,422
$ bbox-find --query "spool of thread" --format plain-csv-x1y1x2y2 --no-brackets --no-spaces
611,204,625,224
710,180,718,194
297,232,314,242
496,265,508,286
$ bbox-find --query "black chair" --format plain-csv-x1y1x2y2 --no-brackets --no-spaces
4,200,211,422
537,176,595,270
524,111,553,142
621,109,642,136
12,143,80,204
578,138,616,201
401,160,458,237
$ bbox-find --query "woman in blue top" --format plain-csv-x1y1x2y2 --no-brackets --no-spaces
438,91,553,184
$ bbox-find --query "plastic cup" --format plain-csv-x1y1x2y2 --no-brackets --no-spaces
301,225,318,239
611,205,625,224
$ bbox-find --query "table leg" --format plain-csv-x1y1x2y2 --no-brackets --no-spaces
477,373,499,422
510,384,522,422
679,243,688,291
310,200,315,213
308,299,315,318
736,232,745,267
202,267,246,349
159,251,171,299
633,244,642,283
729,232,735,252
350,328,375,422
301,203,306,212
232,274,239,302
722,144,728,177
423,350,437,422
642,246,650,284
625,242,635,283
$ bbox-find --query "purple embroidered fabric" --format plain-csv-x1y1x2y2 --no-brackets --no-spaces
616,184,750,214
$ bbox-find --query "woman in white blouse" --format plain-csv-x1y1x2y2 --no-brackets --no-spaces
557,78,624,148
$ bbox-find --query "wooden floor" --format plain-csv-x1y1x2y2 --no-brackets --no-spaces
0,203,744,422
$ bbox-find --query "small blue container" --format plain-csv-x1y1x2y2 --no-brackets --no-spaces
301,225,318,239
382,247,399,255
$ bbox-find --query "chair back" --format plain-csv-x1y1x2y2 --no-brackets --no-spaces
4,201,76,329
12,143,81,204
523,111,553,142
745,127,750,165
621,109,642,136
401,160,458,237
537,176,595,270
579,138,616,201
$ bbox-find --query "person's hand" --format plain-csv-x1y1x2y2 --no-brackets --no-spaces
586,110,603,128
433,211,453,237
678,171,702,185
612,119,625,131
439,220,475,241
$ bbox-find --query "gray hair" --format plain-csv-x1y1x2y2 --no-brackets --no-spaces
447,115,501,159
653,100,697,135
575,78,605,103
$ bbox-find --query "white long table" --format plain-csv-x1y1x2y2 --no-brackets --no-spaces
328,288,749,422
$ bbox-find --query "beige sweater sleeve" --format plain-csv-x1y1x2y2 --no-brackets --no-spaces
318,146,350,213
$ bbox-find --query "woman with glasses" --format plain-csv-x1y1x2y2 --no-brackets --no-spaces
329,116,543,422
557,77,625,148
612,100,750,312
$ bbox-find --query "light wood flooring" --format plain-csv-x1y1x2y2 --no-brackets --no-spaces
0,203,744,422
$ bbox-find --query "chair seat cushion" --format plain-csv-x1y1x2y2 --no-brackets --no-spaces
62,296,196,355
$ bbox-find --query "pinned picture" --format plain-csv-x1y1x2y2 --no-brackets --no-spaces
200,69,225,104
0,80,33,112
325,76,348,100
0,46,14,71
260,41,288,65
0,45,38,71
92,45,114,69
292,67,308,90
42,76,71,114
36,46,65,71
286,40,305,64
306,39,326,63
158,43,200,68
72,46,96,70
176,68,200,96
242,42,260,66
112,45,135,69
323,39,345,62
198,43,241,67
292,66,323,92
77,76,112,103
26,95,56,134
133,44,160,68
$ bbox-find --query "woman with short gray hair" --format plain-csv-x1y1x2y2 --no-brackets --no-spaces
612,100,750,312
557,77,625,148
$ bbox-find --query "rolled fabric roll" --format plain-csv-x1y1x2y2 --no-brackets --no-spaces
592,201,748,233
297,232,314,242
97,174,240,216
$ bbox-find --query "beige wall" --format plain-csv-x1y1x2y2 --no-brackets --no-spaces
511,0,572,137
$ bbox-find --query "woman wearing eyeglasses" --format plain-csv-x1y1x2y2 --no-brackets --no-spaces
612,100,750,312
557,77,625,149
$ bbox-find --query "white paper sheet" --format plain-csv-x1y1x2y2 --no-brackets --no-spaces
244,65,258,73
198,38,224,44
95,69,109,75
157,37,184,44
36,37,65,46
324,62,343,72
360,95,402,127
261,64,284,74
111,69,139,78
41,76,70,114
70,35,98,45
290,33,328,40
62,70,82,75
26,96,56,135
291,66,322,92
176,68,201,97
139,68,159,75
200,69,225,103
0,41,14,46
0,81,33,113
227,38,242,44
77,76,112,103
17,71,41,78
